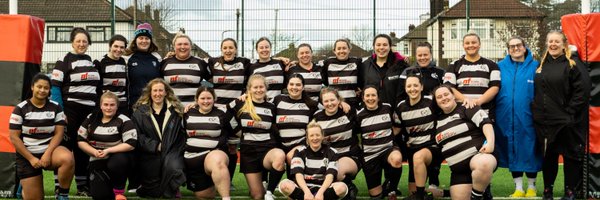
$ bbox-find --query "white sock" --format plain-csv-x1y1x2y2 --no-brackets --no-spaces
514,177,524,191
527,177,536,189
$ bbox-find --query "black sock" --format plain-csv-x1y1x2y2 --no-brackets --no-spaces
416,186,425,196
443,189,451,197
471,189,484,200
324,187,340,199
58,187,69,196
386,165,402,192
267,170,284,191
289,187,304,200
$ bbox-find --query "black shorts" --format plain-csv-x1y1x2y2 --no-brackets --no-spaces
449,155,476,186
16,153,47,179
240,145,272,173
185,153,213,191
362,148,399,189
407,146,443,183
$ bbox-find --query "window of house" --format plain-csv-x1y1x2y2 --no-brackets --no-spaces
451,19,495,40
404,43,409,55
87,26,111,42
47,26,73,42
451,23,458,39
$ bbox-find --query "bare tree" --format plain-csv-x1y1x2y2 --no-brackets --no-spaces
351,25,373,52
136,0,178,31
269,32,302,55
495,20,542,57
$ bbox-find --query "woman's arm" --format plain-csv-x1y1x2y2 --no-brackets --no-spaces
316,174,335,197
78,141,101,158
103,143,135,155
295,173,313,198
39,125,65,167
479,123,495,153
9,130,40,168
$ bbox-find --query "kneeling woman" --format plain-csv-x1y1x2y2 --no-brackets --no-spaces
77,92,137,200
131,78,186,198
183,86,233,199
433,85,496,200
279,121,348,200
357,86,403,199
9,74,74,200
228,74,286,200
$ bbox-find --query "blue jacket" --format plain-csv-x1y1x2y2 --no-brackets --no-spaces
494,49,542,172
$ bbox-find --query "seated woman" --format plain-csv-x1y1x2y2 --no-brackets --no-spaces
183,86,233,199
9,74,74,200
131,78,186,198
77,92,137,200
432,85,497,200
278,121,348,200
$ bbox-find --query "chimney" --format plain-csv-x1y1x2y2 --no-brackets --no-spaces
390,32,397,38
430,0,444,18
408,24,416,31
144,4,151,16
153,9,160,21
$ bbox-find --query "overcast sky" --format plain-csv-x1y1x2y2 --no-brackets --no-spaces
117,0,461,57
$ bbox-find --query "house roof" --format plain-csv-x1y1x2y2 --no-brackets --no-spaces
0,0,133,22
399,17,437,41
441,0,545,18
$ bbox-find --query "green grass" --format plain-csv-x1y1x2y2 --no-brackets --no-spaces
34,164,564,199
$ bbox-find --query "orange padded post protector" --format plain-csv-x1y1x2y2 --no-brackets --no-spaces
0,106,16,153
561,13,600,62
0,14,45,64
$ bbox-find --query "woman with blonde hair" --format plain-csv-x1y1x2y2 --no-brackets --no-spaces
533,31,590,200
227,74,286,200
131,78,186,198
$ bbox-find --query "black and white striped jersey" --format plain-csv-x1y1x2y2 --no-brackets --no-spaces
51,52,100,107
228,99,278,148
435,105,491,171
249,59,286,100
320,57,363,106
95,55,128,107
9,100,66,154
183,107,233,159
206,57,251,109
273,95,318,150
443,57,501,112
356,103,395,162
290,145,338,187
287,64,323,101
394,97,437,150
77,113,137,161
161,56,210,106
313,109,360,157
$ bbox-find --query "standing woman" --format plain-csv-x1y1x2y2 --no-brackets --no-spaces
125,23,162,110
278,121,348,200
183,87,233,200
249,37,286,101
206,38,251,185
313,87,362,200
433,85,497,200
533,31,589,200
10,74,74,200
443,32,500,119
494,36,542,198
227,74,286,200
356,85,403,199
77,92,137,200
131,78,186,198
161,32,210,106
95,35,129,115
287,43,323,101
400,42,445,99
321,38,363,109
50,27,100,195
361,34,409,107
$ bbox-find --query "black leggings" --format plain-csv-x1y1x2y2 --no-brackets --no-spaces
542,151,582,191
511,171,538,179
89,152,133,190
63,103,94,190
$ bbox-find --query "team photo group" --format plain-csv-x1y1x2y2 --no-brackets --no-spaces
8,21,590,200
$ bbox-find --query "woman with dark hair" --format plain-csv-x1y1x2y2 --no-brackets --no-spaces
313,87,362,200
287,43,323,101
95,34,129,115
321,38,363,109
356,85,403,199
278,121,348,200
361,34,409,107
432,85,497,200
400,42,445,99
10,74,74,200
533,31,590,200
50,27,99,196
248,37,287,101
124,23,162,110
183,86,233,199
77,92,136,200
161,32,210,106
131,78,186,198
227,74,286,200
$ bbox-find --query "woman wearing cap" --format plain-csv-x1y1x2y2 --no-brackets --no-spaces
125,23,162,110
50,27,100,196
